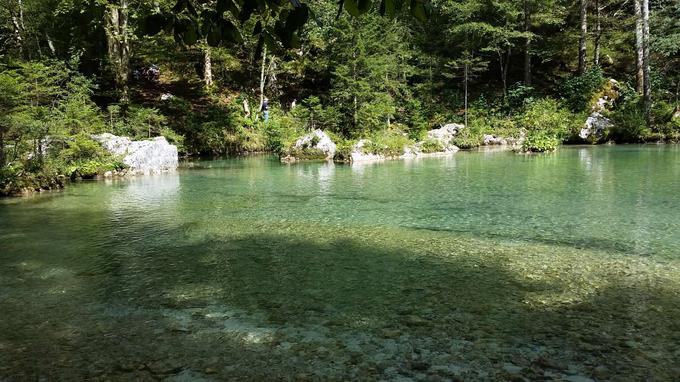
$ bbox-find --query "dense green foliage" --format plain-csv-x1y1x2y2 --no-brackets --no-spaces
1,0,679,193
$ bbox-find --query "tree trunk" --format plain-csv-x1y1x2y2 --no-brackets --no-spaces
11,15,23,56
0,133,5,168
593,0,601,66
523,0,532,85
641,0,651,128
105,0,130,103
46,32,56,56
259,44,267,112
498,49,510,96
464,62,468,129
578,0,588,74
203,45,213,88
634,0,644,93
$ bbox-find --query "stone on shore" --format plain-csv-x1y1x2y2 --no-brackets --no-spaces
92,133,179,174
281,130,336,163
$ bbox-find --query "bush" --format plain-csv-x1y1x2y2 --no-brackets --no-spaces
420,138,445,153
361,129,412,157
506,83,536,110
517,98,580,140
522,132,560,152
451,127,484,149
608,98,651,142
561,67,606,112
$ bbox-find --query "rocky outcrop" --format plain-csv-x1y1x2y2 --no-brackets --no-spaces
580,79,619,142
427,123,463,146
348,130,460,163
580,112,613,141
349,139,386,162
92,133,178,174
281,130,336,163
483,134,507,145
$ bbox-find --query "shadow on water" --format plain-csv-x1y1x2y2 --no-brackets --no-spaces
1,210,679,381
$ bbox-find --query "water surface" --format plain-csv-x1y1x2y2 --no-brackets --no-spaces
1,145,679,380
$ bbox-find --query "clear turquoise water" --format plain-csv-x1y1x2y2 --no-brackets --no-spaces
1,145,679,380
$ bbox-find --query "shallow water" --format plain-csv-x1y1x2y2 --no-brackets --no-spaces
1,145,679,381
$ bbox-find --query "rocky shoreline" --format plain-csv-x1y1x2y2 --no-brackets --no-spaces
281,125,524,165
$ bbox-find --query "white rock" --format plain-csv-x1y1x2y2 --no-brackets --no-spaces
350,139,386,162
92,133,178,174
580,112,613,141
293,129,336,160
427,123,463,145
483,134,508,145
160,93,174,101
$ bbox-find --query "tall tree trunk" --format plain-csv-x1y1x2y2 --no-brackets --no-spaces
498,48,510,96
641,0,651,128
464,62,469,129
523,0,532,85
105,0,130,103
259,44,267,111
578,0,588,74
593,0,601,66
634,0,644,93
46,32,56,56
203,45,213,88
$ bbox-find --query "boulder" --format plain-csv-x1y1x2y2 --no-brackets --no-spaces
483,134,508,146
580,112,613,142
291,129,336,160
92,133,178,174
591,79,620,113
427,123,463,146
350,139,386,162
580,78,619,142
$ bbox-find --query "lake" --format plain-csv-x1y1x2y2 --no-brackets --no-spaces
1,145,679,381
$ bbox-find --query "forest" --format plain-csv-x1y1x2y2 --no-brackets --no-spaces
0,0,679,194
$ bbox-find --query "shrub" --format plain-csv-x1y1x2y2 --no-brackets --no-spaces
451,127,484,149
420,138,445,153
361,129,412,157
608,98,651,142
517,98,579,139
506,83,536,110
521,132,560,152
561,67,606,112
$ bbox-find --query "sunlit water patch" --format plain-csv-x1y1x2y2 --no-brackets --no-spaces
1,145,679,380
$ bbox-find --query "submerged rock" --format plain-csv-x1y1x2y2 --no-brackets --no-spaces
92,133,178,174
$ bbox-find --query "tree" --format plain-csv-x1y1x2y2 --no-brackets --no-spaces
634,0,644,92
445,51,488,128
641,0,651,127
578,0,588,74
104,0,131,102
